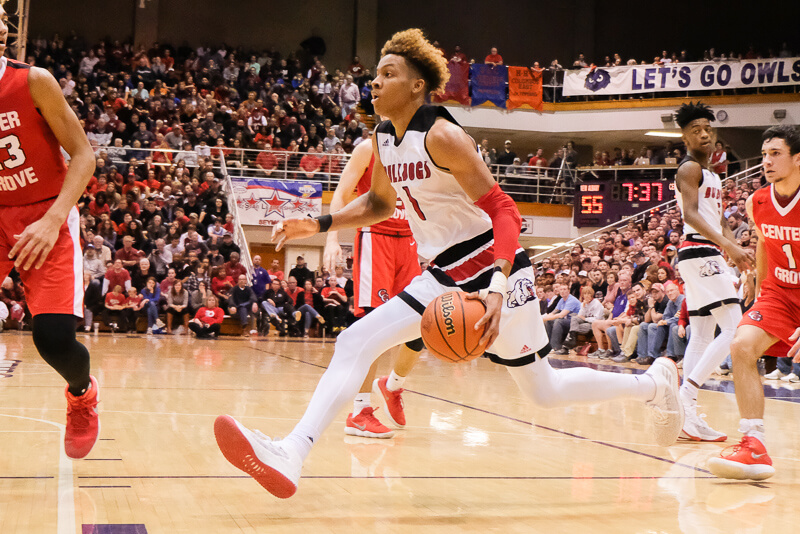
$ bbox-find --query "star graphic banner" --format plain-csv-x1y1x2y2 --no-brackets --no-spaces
231,178,322,226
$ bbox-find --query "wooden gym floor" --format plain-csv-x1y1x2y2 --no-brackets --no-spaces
0,331,798,534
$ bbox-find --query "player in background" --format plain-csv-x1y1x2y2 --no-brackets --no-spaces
674,102,754,442
214,28,683,499
324,139,422,439
708,125,800,480
0,6,100,458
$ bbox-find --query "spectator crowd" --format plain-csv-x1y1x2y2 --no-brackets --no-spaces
531,172,767,372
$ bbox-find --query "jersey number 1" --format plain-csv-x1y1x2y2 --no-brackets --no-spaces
783,243,797,269
402,186,427,221
0,134,27,170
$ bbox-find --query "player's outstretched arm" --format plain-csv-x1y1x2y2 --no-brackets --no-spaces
8,67,95,271
273,135,396,251
323,141,371,272
426,118,520,348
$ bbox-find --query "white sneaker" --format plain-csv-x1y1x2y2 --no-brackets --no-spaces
644,357,685,446
764,369,786,380
146,327,153,335
680,411,727,442
214,415,302,498
780,373,800,383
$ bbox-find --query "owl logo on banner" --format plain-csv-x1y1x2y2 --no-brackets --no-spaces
584,68,612,92
699,260,724,277
507,278,537,308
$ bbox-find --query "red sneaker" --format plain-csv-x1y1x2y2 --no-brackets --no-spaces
373,376,406,428
345,407,394,438
64,375,100,459
707,436,775,480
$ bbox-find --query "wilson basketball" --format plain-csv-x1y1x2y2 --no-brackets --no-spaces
420,292,489,363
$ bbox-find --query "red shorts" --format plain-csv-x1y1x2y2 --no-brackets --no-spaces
353,229,420,317
738,279,800,357
0,200,83,317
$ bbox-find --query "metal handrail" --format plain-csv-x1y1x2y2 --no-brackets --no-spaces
529,162,764,262
219,154,255,282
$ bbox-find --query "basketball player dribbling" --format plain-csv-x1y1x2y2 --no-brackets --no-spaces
0,7,100,458
325,139,423,439
708,125,800,480
214,28,684,499
673,102,754,442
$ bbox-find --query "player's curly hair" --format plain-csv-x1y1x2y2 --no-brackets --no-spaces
381,29,449,94
675,101,715,129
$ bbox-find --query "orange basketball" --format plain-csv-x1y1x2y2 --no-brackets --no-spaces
420,292,489,363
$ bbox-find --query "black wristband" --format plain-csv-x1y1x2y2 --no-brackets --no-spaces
315,214,333,233
493,265,503,273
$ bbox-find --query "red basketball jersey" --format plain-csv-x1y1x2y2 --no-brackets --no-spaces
356,153,413,236
752,185,800,289
0,58,68,206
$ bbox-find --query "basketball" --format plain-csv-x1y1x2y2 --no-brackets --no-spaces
420,292,489,363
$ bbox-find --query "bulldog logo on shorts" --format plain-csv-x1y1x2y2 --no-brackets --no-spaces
748,310,762,322
506,278,536,308
699,260,724,277
378,289,390,302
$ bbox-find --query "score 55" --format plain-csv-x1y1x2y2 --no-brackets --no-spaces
580,195,603,214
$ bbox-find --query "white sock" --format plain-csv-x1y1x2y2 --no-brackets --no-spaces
680,382,698,413
353,393,371,416
386,370,405,391
283,431,313,462
739,418,766,444
507,358,656,408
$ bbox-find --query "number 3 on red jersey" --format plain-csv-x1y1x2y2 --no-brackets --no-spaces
0,134,27,170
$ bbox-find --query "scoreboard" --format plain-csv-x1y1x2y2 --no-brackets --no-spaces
573,179,677,227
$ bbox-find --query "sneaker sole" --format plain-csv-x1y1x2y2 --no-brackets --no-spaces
344,426,394,439
372,379,405,428
679,429,727,442
707,457,775,480
214,415,297,498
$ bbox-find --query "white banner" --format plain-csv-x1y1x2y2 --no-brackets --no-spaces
231,178,322,226
564,57,800,96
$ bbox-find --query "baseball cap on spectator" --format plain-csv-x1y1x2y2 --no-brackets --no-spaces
85,243,95,249
578,270,588,277
649,283,665,293
665,245,677,252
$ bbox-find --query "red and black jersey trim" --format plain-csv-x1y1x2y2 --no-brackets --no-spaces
432,229,493,267
428,250,530,294
6,59,32,70
678,233,723,261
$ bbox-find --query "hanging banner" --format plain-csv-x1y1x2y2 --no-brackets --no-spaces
564,58,800,96
433,61,471,105
231,178,322,226
507,66,543,111
470,64,507,108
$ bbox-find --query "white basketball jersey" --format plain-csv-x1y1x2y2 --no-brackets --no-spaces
375,106,492,261
675,156,723,235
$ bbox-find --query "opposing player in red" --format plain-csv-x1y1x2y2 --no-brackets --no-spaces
708,125,800,480
214,28,682,499
0,7,100,459
324,139,422,439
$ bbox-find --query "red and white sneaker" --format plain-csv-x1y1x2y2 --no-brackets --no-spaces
64,375,100,459
344,407,394,438
707,436,775,480
214,415,303,498
373,376,406,428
